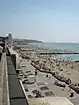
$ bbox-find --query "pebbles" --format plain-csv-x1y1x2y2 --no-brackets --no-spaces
60,68,63,71
69,84,79,93
31,62,71,85
54,80,66,88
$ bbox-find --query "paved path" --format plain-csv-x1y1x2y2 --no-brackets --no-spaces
20,58,79,105
20,59,71,98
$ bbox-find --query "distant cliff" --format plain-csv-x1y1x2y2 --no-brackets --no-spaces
23,39,43,43
13,38,43,44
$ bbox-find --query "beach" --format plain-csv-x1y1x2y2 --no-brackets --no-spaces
13,42,79,100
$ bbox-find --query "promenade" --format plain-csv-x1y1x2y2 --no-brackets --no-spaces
0,46,29,105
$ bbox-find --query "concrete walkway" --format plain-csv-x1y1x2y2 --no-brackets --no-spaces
28,97,74,105
20,59,70,98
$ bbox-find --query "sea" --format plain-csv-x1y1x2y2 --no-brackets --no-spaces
33,43,79,61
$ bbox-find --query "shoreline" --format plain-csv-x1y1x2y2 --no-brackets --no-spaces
12,43,79,99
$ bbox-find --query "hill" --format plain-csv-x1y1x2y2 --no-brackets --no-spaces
23,39,43,43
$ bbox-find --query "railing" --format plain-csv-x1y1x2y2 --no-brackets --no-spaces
0,53,10,105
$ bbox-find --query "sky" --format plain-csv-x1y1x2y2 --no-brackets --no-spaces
0,0,79,42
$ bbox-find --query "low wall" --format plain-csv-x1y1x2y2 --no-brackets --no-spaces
0,53,10,105
6,47,29,105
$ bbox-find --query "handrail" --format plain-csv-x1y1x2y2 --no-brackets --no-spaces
0,53,10,105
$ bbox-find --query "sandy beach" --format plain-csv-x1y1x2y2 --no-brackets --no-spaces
13,43,79,100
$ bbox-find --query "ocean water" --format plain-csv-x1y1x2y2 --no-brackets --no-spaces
33,43,79,61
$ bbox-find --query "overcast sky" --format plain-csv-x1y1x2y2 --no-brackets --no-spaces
0,0,79,42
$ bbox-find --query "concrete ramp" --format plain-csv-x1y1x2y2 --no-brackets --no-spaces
28,97,74,105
